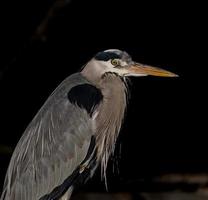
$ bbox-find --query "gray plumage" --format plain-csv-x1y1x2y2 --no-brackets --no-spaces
1,49,177,200
1,74,93,200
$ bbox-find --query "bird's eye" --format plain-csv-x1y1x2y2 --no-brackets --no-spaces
111,59,120,67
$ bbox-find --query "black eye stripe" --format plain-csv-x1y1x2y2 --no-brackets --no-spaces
95,52,121,61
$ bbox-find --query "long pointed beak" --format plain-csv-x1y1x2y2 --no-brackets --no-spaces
126,62,178,77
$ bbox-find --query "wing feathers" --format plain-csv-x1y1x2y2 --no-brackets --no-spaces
1,74,96,200
2,102,93,200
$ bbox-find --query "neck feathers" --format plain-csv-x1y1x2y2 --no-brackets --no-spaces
94,73,128,180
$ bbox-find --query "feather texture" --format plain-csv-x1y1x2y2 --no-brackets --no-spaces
1,74,95,200
93,73,128,183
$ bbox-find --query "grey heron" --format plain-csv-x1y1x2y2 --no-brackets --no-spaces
0,49,177,200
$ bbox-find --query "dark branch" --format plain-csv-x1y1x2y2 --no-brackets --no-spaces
33,0,72,41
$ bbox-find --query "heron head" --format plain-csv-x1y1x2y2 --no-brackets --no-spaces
81,49,178,83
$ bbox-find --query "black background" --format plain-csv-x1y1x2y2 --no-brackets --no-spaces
0,0,206,194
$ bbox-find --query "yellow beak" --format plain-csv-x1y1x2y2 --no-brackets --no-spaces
127,63,178,77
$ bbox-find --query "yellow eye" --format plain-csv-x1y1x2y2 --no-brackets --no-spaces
111,59,119,66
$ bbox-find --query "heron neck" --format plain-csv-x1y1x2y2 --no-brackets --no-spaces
94,73,128,179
